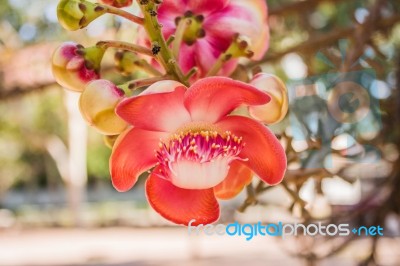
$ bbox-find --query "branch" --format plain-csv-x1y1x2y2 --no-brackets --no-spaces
269,0,347,16
249,14,400,66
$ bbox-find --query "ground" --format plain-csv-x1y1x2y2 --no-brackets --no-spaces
1,227,399,266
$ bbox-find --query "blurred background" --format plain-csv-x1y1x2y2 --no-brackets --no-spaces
0,0,400,265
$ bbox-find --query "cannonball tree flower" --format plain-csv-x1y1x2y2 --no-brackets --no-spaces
52,42,105,92
139,0,269,78
248,73,289,124
100,0,132,8
111,77,286,225
79,79,127,135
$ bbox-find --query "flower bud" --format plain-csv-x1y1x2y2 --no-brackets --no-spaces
100,0,133,8
114,51,140,76
248,73,288,124
57,0,106,31
79,80,127,135
52,42,105,92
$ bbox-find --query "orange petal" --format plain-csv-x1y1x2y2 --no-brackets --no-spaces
146,167,220,225
110,129,169,192
214,161,253,200
184,77,270,123
116,86,191,132
216,115,287,185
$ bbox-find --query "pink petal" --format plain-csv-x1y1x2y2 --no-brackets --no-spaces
205,0,269,59
193,39,219,77
110,129,169,192
156,17,176,40
205,7,255,38
229,0,269,59
178,40,236,79
203,31,231,52
187,0,229,15
146,167,220,225
52,42,78,67
178,43,197,74
77,66,99,83
218,57,238,77
193,39,237,77
198,36,238,77
157,0,186,18
66,56,84,71
214,161,253,200
184,77,270,123
216,115,287,185
116,86,191,132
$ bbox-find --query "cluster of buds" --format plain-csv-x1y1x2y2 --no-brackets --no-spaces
52,41,127,136
53,0,288,139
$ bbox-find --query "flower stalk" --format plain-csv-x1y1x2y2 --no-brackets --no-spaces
97,41,154,57
82,45,107,71
206,53,232,77
117,75,172,96
101,4,144,24
127,75,172,90
172,18,192,59
115,51,163,76
207,35,255,77
184,67,198,80
136,0,189,86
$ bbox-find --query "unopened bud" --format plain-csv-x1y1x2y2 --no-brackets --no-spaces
79,79,127,135
114,51,141,76
52,42,105,92
248,73,288,124
57,0,106,31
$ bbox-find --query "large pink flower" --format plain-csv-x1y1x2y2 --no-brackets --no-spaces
140,0,269,79
111,77,286,225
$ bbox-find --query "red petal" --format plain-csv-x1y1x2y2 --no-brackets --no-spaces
214,161,253,200
116,86,191,132
146,167,220,225
110,129,169,192
216,116,287,185
184,77,270,123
